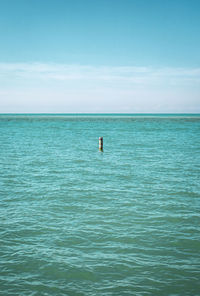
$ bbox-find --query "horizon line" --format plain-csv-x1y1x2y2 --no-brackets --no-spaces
1,112,200,115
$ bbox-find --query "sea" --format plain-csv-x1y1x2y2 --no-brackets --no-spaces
0,114,200,296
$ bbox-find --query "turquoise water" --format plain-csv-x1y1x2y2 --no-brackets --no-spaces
0,114,200,296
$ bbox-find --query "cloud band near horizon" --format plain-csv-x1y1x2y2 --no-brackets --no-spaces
0,63,200,113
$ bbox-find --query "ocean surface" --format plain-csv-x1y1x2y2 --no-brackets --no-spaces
0,114,200,296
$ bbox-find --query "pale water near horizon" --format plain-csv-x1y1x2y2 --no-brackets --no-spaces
0,114,200,296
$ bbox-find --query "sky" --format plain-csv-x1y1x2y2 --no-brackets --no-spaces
0,0,200,113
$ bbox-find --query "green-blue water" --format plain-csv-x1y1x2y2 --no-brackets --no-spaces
0,114,200,296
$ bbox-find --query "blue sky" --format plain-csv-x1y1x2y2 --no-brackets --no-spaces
0,0,200,113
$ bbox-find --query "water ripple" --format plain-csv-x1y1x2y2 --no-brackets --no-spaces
0,115,200,295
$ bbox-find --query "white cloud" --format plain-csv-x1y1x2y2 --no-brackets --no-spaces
0,63,200,113
0,62,200,83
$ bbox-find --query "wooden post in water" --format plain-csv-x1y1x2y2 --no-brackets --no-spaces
99,137,103,152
